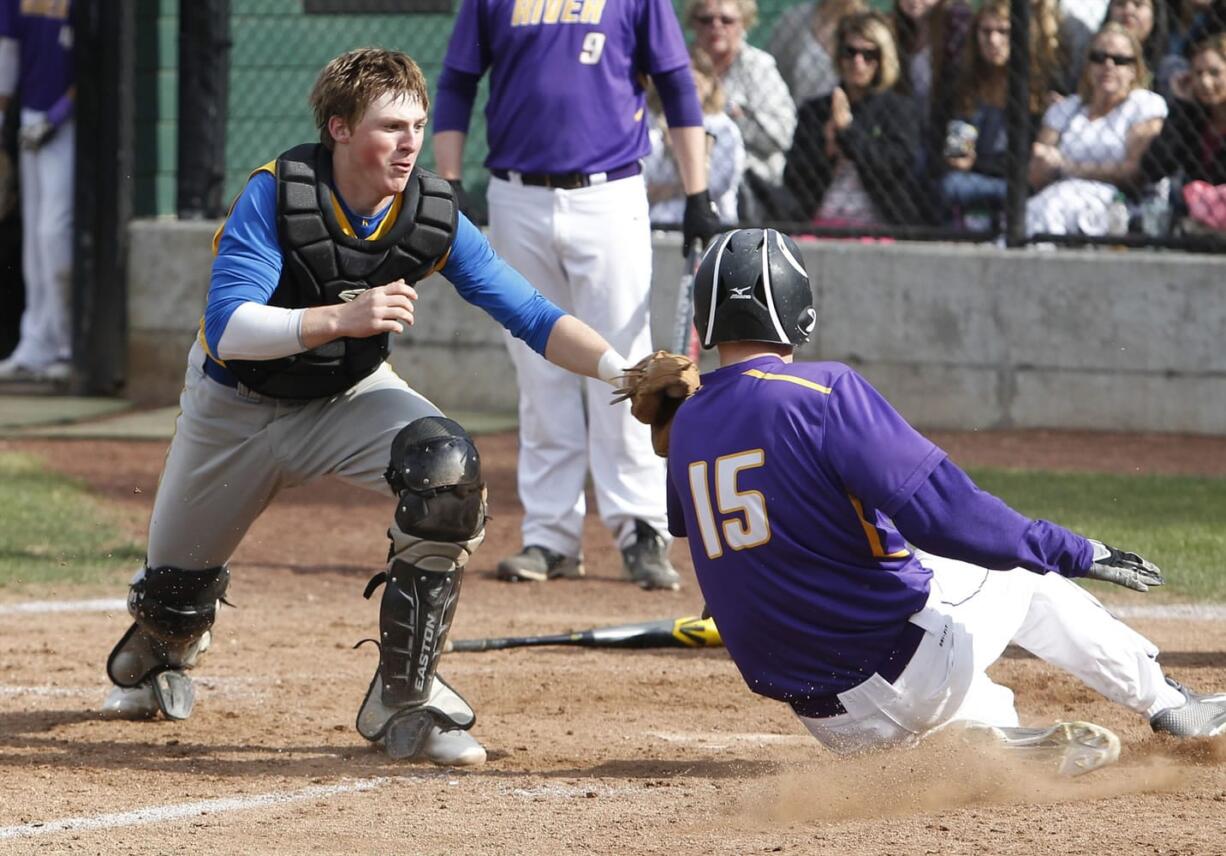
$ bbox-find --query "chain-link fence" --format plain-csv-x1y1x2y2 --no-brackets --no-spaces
675,0,1226,249
164,1,1226,248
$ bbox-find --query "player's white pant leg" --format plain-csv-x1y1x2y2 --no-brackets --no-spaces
922,554,1166,717
1008,570,1166,715
556,175,666,546
797,557,1031,753
13,114,73,366
488,178,589,556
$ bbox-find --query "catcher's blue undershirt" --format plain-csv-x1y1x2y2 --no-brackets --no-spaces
202,170,563,372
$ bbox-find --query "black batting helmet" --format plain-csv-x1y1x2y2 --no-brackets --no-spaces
693,228,816,349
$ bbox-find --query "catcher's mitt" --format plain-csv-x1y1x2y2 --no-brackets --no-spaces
612,350,700,457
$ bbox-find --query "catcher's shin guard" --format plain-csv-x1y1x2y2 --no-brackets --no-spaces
356,417,487,757
105,564,230,720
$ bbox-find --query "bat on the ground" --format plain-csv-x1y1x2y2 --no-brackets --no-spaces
445,615,721,653
670,241,703,361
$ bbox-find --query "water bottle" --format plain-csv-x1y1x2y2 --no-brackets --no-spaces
1106,192,1130,237
1140,194,1171,238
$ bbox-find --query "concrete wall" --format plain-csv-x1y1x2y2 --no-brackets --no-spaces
128,220,1226,434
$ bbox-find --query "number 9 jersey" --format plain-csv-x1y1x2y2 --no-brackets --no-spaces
441,0,690,174
665,358,943,701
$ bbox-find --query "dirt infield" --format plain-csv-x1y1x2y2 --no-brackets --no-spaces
1,431,1224,855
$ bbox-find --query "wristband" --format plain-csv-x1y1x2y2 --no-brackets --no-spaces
596,348,627,387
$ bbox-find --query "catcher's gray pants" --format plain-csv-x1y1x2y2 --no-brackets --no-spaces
146,341,440,570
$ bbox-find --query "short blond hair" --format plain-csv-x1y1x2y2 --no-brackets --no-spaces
309,48,430,150
1078,23,1151,101
837,11,900,94
684,0,758,31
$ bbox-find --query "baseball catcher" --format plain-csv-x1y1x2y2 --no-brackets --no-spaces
99,48,637,767
656,227,1225,775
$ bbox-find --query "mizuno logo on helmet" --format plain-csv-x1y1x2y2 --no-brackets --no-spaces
729,285,753,299
338,288,368,302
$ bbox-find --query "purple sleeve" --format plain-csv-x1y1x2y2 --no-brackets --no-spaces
892,458,1095,576
823,370,946,516
441,0,489,76
636,0,691,75
433,66,480,134
653,66,704,129
46,91,72,127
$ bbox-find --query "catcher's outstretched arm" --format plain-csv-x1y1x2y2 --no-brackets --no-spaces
544,314,627,386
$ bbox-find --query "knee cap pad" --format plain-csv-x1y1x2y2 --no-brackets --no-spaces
385,416,486,542
128,564,230,644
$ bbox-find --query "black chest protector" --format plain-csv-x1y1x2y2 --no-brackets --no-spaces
226,143,457,399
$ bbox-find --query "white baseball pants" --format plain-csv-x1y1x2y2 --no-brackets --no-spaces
799,553,1172,753
487,174,667,556
146,341,442,570
10,110,74,368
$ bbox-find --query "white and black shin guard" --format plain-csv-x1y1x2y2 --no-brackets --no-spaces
356,416,487,758
106,564,230,720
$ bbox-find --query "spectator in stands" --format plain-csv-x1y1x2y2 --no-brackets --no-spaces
645,48,745,227
1071,0,1176,89
1140,33,1226,230
686,0,796,221
943,0,1068,229
1027,23,1168,236
766,0,868,107
1158,0,1223,99
783,11,923,226
892,0,974,219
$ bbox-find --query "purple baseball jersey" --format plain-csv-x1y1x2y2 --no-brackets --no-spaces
0,0,73,112
442,0,690,173
665,357,945,703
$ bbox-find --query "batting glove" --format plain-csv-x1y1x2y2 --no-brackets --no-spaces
682,189,721,256
19,120,55,151
1084,540,1164,592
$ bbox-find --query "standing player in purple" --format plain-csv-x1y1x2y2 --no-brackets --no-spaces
664,228,1226,772
433,0,722,591
0,0,74,382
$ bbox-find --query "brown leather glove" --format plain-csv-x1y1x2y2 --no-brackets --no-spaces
612,350,700,457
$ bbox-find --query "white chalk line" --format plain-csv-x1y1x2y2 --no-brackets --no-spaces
647,731,812,751
1110,603,1226,620
0,773,454,840
3,599,1225,622
0,598,126,615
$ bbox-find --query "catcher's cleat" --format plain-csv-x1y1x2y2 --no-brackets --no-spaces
621,520,681,592
1150,678,1226,737
101,683,161,719
496,545,585,583
962,720,1121,776
99,670,196,721
373,707,486,766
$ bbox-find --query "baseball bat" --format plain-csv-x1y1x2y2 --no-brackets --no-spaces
445,615,721,653
670,242,703,361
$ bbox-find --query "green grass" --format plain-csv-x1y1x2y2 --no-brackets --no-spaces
1,451,1222,601
0,453,144,590
967,468,1226,602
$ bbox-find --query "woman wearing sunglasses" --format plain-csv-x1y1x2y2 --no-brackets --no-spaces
766,0,868,107
686,0,797,220
1026,23,1168,236
783,11,924,226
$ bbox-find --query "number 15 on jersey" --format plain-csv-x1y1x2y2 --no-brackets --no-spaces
687,450,771,560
